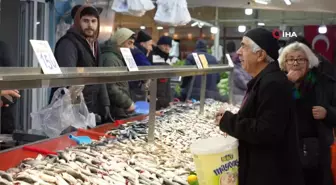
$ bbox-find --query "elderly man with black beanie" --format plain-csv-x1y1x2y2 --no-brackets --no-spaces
215,28,304,185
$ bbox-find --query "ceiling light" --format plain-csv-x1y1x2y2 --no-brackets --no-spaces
238,25,246,33
210,27,219,34
191,22,198,27
254,0,268,5
284,0,292,5
157,26,163,30
245,8,253,15
140,26,146,30
258,22,265,26
318,25,327,34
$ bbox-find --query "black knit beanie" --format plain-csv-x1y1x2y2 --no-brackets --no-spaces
157,36,172,47
136,31,152,43
244,28,280,60
80,7,99,19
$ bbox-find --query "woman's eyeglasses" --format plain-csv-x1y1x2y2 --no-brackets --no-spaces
285,58,308,65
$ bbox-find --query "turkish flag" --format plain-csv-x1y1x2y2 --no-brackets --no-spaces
304,25,336,63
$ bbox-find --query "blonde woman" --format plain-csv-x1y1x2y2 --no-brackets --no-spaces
279,42,336,185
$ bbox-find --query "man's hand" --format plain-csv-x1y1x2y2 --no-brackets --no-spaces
127,103,135,112
287,70,302,83
312,106,327,120
1,90,20,98
215,107,226,126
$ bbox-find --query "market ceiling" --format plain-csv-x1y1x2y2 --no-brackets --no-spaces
187,0,336,13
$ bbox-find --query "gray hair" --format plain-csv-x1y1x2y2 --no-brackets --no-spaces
278,42,320,71
245,37,275,63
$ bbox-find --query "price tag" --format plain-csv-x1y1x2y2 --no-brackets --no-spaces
30,40,62,74
226,53,235,67
152,55,166,64
192,53,203,69
198,54,209,68
120,48,138,71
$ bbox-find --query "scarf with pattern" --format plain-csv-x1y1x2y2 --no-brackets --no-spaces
293,70,317,100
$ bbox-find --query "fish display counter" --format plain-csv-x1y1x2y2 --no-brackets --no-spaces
0,100,240,185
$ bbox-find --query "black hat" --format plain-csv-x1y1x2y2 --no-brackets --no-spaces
157,36,172,47
80,6,99,19
286,35,312,49
244,28,280,60
136,31,152,43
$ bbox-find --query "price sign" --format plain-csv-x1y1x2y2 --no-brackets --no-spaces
120,48,138,71
198,54,209,68
192,53,203,69
30,40,62,74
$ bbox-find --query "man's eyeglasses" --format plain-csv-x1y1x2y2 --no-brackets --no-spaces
285,58,308,65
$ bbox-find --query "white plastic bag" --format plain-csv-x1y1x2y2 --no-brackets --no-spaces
154,0,191,26
31,88,96,138
112,0,154,17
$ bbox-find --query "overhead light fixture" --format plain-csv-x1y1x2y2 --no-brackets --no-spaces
238,25,247,33
157,26,163,30
191,22,198,27
318,25,327,34
36,21,40,25
284,0,292,5
210,27,219,34
254,0,268,5
140,26,146,30
245,8,253,15
258,22,265,26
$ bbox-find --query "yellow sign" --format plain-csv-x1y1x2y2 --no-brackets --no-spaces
198,54,209,68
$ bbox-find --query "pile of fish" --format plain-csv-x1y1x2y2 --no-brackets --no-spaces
0,100,240,185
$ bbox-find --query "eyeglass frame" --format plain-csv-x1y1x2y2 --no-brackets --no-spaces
285,58,308,65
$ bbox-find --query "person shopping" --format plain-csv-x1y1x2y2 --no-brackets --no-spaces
180,39,222,101
215,28,304,185
151,36,173,110
101,28,135,120
279,42,336,185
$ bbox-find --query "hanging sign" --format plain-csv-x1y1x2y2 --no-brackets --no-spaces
192,53,203,69
120,48,139,71
30,40,62,74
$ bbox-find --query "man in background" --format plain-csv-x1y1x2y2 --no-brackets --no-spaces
151,36,173,110
181,39,222,101
227,41,252,105
52,5,111,123
101,28,135,119
0,41,20,134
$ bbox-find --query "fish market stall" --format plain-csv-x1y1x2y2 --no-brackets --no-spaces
0,100,240,185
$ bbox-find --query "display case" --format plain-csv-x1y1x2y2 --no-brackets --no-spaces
0,64,233,170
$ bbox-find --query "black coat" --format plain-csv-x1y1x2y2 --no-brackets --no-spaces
151,46,172,110
219,62,304,185
301,66,336,185
51,28,110,115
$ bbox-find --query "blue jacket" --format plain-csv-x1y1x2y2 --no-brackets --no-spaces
131,46,151,66
181,40,222,101
129,45,152,101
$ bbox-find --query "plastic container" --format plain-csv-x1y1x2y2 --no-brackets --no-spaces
135,101,150,115
190,136,239,185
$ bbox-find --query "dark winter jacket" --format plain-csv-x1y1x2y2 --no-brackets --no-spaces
294,66,336,185
151,46,172,110
51,16,110,115
181,40,222,101
101,39,133,119
219,62,304,185
0,41,13,67
129,46,152,101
